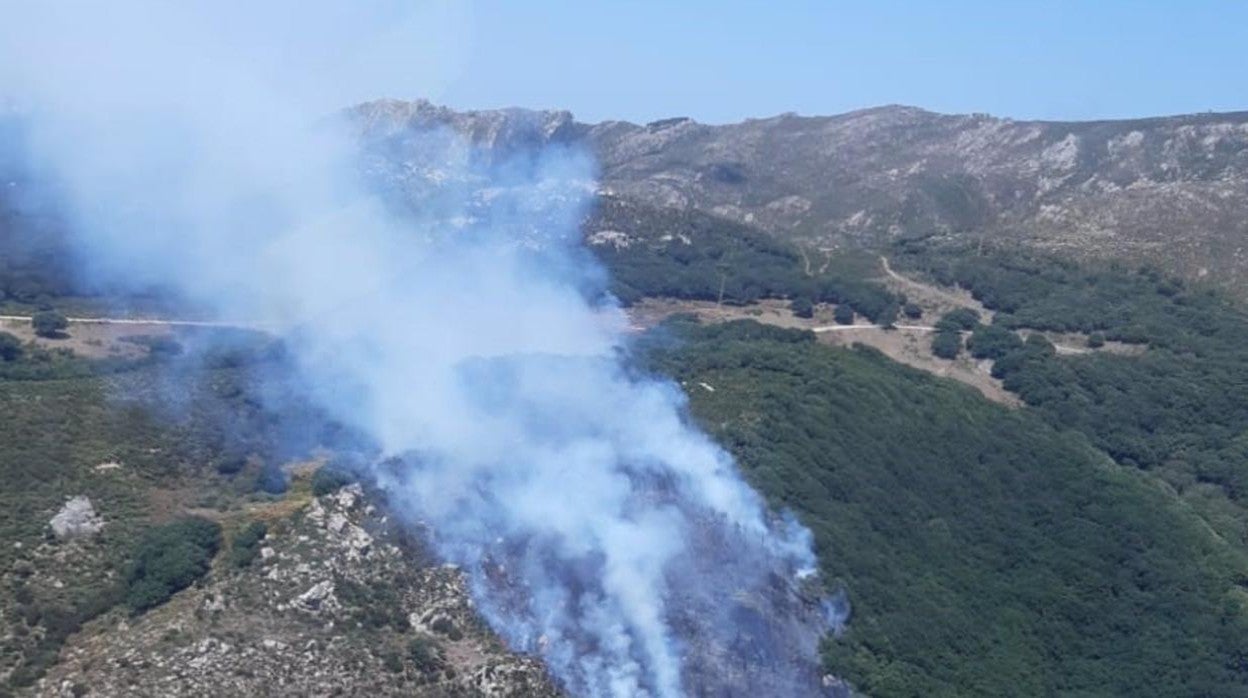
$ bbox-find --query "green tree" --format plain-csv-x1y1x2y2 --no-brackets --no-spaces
253,465,288,495
0,332,23,362
215,453,248,476
407,635,443,673
938,307,980,331
931,329,962,359
790,296,814,319
311,464,355,496
125,517,221,613
833,305,855,325
967,324,1023,360
229,521,268,568
903,302,923,319
31,311,68,339
877,303,899,329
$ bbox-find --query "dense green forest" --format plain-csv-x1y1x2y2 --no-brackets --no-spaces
644,319,1248,697
589,197,903,323
896,242,1248,551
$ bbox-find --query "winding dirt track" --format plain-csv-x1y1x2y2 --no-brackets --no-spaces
879,256,976,309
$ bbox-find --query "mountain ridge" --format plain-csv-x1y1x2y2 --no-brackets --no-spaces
355,99,1248,297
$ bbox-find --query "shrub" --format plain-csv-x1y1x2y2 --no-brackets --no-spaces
877,303,899,329
967,324,1024,360
215,453,248,476
229,521,268,568
903,302,923,319
790,296,814,319
0,332,23,362
31,311,68,339
125,517,221,613
381,651,403,674
407,635,443,673
337,578,410,631
938,307,981,331
253,465,288,495
931,329,962,359
312,464,356,497
1023,333,1056,356
1087,332,1106,348
833,305,854,325
430,616,464,641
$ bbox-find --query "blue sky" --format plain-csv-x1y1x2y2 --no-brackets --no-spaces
429,1,1248,124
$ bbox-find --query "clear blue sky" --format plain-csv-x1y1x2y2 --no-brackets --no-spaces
432,0,1248,124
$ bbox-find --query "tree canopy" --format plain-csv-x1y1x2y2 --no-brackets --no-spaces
31,311,67,338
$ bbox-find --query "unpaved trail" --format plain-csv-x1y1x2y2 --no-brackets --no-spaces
879,256,963,303
879,255,993,318
814,323,938,333
0,314,244,328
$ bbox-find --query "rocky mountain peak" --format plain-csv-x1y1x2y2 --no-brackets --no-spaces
351,98,583,152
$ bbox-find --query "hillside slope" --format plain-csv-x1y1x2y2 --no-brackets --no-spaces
355,99,1248,297
644,319,1248,698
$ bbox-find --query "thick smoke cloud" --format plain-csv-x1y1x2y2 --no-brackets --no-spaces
1,3,832,695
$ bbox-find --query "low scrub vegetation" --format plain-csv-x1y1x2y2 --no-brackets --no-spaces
229,521,267,568
311,462,357,497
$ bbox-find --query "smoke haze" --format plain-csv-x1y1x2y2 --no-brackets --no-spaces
1,3,834,695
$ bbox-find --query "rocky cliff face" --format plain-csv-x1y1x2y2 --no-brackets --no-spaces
354,100,1248,296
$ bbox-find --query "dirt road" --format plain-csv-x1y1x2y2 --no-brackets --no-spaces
0,315,240,328
813,323,938,333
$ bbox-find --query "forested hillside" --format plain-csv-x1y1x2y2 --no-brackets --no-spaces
643,319,1248,697
588,196,902,322
895,242,1248,551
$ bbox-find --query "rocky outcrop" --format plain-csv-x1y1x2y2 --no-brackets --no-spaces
48,496,104,540
34,485,559,697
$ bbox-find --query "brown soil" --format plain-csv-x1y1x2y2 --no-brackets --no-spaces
626,298,1021,406
628,298,812,331
878,256,994,324
816,326,1021,406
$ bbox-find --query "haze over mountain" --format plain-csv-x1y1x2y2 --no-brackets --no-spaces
357,99,1248,295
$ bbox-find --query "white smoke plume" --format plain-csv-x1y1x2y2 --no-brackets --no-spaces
1,3,833,695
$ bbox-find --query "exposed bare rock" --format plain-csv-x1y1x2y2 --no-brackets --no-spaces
294,580,337,613
32,486,559,697
356,99,1248,298
48,496,104,540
